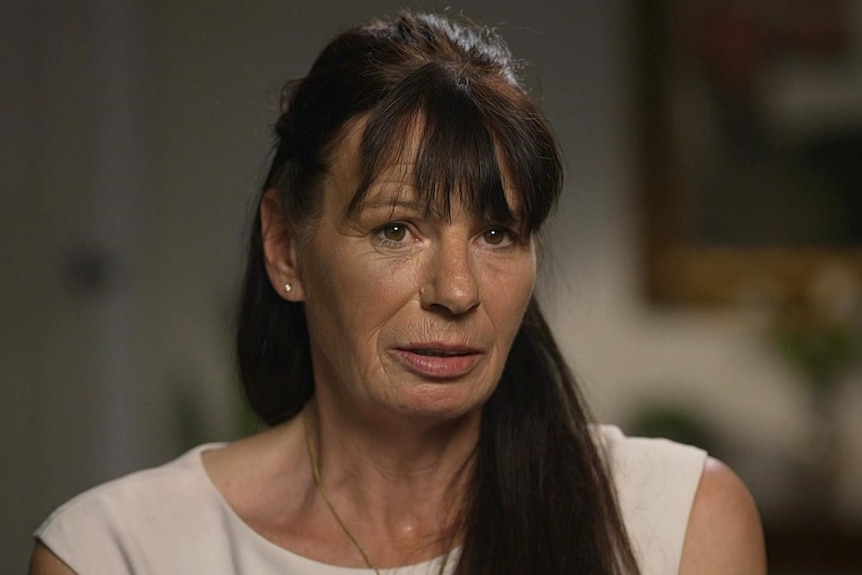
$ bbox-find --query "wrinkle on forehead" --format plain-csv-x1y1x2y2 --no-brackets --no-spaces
341,112,524,226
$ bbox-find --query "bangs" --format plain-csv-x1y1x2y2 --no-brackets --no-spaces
346,62,561,233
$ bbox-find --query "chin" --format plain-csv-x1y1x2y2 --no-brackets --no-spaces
387,381,494,423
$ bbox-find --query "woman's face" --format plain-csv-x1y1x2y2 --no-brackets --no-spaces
287,124,536,423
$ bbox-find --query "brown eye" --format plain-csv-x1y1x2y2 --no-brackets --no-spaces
483,228,509,246
382,223,407,242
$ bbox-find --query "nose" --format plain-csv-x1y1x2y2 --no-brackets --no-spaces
420,237,480,315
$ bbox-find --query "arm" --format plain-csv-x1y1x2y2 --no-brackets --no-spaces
28,543,78,575
678,457,767,574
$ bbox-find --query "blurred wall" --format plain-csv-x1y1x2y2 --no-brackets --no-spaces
3,0,861,572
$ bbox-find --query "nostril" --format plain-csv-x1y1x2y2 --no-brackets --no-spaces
428,300,480,316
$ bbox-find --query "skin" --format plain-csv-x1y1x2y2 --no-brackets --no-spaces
27,456,769,575
679,458,767,574
243,119,538,566
29,463,768,574
29,120,767,574
280,122,538,435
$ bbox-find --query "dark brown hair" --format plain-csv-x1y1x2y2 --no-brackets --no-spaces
236,11,639,574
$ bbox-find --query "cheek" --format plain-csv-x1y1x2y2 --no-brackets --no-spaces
361,261,419,307
314,250,421,335
483,258,536,337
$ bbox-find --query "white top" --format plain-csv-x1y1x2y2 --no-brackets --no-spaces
35,425,706,575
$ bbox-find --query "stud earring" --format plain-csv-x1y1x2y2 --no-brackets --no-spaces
284,283,293,293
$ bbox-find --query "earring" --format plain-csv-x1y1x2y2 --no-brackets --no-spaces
284,283,293,293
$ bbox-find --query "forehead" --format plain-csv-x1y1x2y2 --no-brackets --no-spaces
325,115,522,221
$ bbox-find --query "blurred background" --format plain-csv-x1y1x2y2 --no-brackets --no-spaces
3,0,861,572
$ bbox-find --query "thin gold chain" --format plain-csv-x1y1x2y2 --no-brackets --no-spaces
302,410,459,575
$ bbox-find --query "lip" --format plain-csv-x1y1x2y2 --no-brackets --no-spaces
391,343,483,379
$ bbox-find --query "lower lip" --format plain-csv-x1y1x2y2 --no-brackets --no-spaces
392,349,481,378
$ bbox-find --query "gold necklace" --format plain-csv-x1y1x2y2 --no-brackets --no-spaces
302,410,459,575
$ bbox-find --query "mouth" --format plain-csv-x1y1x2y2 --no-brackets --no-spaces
409,348,476,357
392,344,483,378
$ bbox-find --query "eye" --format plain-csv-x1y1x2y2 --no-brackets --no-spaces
381,223,407,242
374,222,416,247
481,227,514,247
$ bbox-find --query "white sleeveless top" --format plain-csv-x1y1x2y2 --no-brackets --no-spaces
35,426,706,575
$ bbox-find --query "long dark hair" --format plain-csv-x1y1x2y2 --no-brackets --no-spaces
237,11,639,574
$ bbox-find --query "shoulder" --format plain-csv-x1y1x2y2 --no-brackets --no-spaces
29,543,77,575
39,442,223,528
593,425,704,573
594,425,766,574
33,443,226,575
596,424,707,476
596,424,708,523
678,457,767,575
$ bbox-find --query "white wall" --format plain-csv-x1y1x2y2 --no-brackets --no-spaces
3,0,861,572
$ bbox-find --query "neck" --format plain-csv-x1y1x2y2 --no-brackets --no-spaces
301,397,476,564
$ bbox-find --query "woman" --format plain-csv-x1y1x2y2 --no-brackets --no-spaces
31,11,766,575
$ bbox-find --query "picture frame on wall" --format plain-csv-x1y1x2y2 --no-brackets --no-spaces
637,0,862,305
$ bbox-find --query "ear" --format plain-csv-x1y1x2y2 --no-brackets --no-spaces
260,188,306,301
